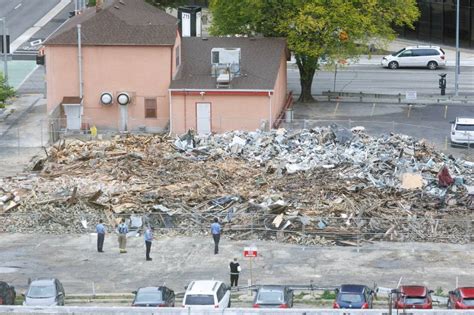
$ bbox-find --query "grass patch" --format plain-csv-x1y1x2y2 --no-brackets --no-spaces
321,290,336,300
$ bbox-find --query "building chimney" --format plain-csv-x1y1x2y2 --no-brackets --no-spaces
96,0,104,12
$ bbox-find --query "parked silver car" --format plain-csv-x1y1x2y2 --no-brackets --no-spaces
23,278,65,306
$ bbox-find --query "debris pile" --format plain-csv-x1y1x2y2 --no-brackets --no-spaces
1,126,473,245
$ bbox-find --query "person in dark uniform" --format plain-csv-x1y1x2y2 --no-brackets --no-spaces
96,219,106,252
229,257,241,287
211,218,221,254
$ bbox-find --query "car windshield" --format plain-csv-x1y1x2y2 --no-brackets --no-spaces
392,48,406,56
185,294,214,305
135,291,162,303
339,293,363,303
27,285,55,298
463,298,474,306
257,291,284,303
455,124,474,131
404,297,426,304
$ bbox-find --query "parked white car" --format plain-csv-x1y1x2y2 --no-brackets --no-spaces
182,280,231,309
450,117,474,145
381,46,446,70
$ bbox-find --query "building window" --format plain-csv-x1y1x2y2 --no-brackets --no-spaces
145,98,157,118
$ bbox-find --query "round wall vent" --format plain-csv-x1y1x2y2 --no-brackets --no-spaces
100,92,113,105
117,92,130,106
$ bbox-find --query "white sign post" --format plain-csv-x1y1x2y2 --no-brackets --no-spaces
243,246,258,286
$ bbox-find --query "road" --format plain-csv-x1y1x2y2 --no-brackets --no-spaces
0,0,60,41
288,65,474,96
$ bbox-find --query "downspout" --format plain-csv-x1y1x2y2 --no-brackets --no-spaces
77,24,83,126
77,24,83,100
168,89,173,136
268,91,272,131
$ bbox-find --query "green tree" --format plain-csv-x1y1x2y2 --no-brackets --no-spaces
209,0,419,102
0,72,15,107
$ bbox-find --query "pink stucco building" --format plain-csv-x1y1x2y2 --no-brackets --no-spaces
44,0,290,135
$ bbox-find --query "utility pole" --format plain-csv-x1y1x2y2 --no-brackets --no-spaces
1,17,8,85
454,0,460,96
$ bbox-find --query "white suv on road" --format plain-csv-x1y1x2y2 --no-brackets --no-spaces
381,46,446,70
182,280,231,309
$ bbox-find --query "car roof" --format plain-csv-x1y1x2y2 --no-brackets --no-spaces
455,117,474,125
406,46,441,50
186,280,222,293
459,287,474,298
400,285,427,296
258,285,286,292
138,287,165,293
30,278,56,286
340,284,366,293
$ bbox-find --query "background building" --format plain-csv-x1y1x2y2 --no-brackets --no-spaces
400,0,474,48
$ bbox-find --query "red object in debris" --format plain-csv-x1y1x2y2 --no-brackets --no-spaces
438,166,454,187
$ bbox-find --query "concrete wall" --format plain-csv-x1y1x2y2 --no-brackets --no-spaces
0,306,471,314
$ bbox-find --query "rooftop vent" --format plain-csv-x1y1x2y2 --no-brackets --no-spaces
211,48,241,87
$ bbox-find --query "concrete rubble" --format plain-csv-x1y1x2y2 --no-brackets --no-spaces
0,126,473,245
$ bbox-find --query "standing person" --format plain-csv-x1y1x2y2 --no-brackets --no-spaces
211,218,221,254
229,258,241,287
144,226,153,261
117,218,128,254
96,219,106,252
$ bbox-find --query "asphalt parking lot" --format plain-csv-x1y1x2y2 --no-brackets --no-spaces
0,233,473,306
292,100,474,160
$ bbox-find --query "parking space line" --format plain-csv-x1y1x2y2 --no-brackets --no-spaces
333,102,339,116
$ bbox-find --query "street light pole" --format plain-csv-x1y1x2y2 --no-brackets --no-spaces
454,0,460,96
1,17,8,85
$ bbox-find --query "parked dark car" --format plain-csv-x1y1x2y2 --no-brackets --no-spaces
252,285,294,308
23,278,65,306
448,287,474,309
394,285,433,309
0,281,16,305
132,286,175,307
333,284,374,309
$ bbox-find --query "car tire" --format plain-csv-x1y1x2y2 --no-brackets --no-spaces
388,61,399,69
427,61,438,70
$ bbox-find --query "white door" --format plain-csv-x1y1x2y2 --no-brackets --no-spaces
119,104,128,132
182,12,191,37
196,102,211,134
64,105,81,130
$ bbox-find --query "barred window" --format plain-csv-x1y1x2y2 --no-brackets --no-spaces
145,98,157,118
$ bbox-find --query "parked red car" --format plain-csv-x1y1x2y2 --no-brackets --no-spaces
448,287,474,309
394,285,433,309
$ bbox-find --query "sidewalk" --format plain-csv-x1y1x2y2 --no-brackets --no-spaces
0,94,47,177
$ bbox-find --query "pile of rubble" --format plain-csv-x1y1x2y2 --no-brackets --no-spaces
0,126,473,245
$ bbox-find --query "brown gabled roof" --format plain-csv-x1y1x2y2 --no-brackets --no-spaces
45,0,177,46
170,37,288,90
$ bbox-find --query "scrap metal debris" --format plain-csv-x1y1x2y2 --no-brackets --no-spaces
0,127,473,245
